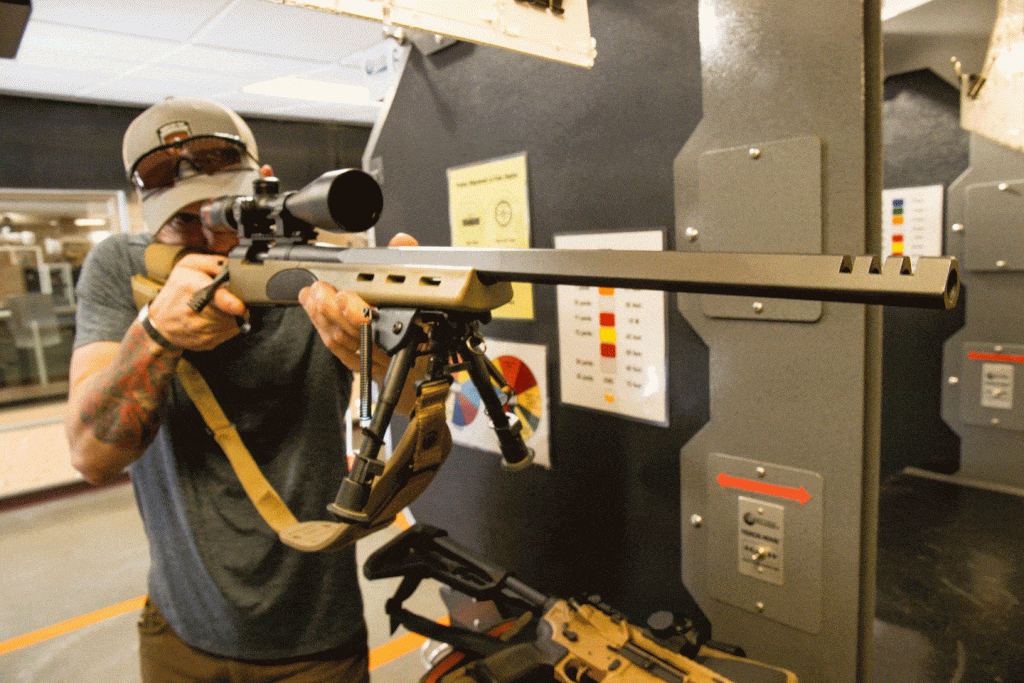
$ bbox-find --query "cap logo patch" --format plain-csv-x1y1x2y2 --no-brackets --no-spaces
157,121,192,145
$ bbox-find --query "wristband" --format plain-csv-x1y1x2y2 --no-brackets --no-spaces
137,303,182,352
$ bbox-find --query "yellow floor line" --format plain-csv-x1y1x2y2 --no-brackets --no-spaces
1,593,446,671
369,617,449,671
0,595,147,656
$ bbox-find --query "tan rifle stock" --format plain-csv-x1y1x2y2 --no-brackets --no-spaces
221,244,959,311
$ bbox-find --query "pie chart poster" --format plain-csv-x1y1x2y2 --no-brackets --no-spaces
446,340,550,468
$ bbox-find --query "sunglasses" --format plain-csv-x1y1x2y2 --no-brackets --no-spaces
129,134,256,191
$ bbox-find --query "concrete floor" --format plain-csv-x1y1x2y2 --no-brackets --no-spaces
6,470,1024,682
0,483,446,683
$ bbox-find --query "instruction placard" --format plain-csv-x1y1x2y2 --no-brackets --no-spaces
881,185,944,265
447,153,533,319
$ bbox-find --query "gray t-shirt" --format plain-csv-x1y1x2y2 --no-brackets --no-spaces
74,233,364,660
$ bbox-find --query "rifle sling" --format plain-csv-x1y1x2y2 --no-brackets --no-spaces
177,359,300,532
277,378,453,552
390,605,507,659
136,242,454,551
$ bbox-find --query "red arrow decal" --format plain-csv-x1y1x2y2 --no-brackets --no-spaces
716,472,811,505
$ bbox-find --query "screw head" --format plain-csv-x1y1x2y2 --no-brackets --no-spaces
752,302,764,313
685,227,699,242
749,148,761,159
952,223,964,232
393,322,404,333
690,514,703,528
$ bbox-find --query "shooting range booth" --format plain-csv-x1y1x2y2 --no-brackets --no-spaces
363,1,1021,682
2,1,1023,682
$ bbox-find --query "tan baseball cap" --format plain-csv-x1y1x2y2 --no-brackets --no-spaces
122,97,261,233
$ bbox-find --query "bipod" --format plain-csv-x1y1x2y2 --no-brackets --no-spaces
328,307,535,524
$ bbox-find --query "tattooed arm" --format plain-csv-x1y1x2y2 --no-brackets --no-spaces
66,330,181,484
66,253,248,485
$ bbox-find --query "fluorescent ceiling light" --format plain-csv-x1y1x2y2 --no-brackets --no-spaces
243,76,372,104
74,217,107,226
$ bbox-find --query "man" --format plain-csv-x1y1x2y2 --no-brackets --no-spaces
65,97,414,682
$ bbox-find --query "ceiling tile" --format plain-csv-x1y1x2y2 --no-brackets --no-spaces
29,0,234,42
156,45,328,80
194,0,386,62
127,64,240,89
207,90,299,113
84,74,243,100
0,62,110,96
302,63,369,81
211,90,378,124
18,22,179,63
265,99,381,122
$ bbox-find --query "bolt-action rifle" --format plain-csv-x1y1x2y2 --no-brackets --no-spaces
364,523,799,683
176,168,957,552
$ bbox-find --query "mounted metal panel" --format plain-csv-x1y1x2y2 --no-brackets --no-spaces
963,179,1024,272
706,453,823,633
674,0,882,681
958,342,1024,432
698,136,823,322
943,135,1024,487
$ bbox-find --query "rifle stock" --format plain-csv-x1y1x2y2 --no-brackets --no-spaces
223,243,959,312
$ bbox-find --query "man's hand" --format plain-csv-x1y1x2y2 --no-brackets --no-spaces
147,253,247,351
298,232,420,380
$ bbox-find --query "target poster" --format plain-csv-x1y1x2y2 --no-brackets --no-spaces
446,340,550,468
446,152,534,320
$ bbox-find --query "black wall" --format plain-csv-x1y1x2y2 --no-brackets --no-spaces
375,4,710,625
0,94,370,196
880,70,967,479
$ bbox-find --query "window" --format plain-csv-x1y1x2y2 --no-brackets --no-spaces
0,188,130,404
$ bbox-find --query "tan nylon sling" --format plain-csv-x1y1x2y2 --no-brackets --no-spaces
132,243,454,552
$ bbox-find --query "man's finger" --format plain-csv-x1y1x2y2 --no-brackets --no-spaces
212,288,246,317
388,232,418,248
340,291,372,326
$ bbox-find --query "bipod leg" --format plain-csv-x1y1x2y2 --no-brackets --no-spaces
329,309,426,523
464,339,534,469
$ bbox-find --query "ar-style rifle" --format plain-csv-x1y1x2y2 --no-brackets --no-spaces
364,523,799,683
184,168,957,550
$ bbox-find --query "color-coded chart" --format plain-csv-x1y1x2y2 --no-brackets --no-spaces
599,288,617,376
881,185,944,264
450,356,542,438
446,340,549,467
554,230,668,425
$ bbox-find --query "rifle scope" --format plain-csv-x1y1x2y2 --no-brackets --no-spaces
200,168,383,239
